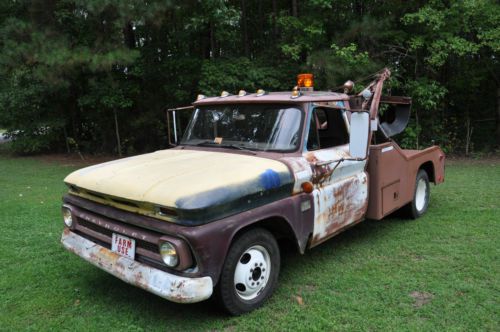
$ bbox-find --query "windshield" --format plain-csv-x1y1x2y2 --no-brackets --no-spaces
181,104,303,151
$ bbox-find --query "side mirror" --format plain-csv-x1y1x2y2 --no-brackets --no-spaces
349,111,370,159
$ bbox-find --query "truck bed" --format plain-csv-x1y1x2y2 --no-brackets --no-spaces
366,142,445,220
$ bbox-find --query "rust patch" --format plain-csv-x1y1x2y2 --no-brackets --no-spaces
61,231,213,303
311,172,368,246
306,150,347,186
312,165,331,186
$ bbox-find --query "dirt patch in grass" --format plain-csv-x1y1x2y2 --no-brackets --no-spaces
409,291,434,308
446,155,500,165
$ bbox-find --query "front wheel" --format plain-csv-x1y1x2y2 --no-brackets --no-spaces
216,228,280,315
408,169,430,219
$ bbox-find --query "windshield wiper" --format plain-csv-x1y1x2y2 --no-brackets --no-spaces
220,144,257,155
190,141,257,155
192,140,218,146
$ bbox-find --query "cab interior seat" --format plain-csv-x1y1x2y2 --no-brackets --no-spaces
318,108,349,148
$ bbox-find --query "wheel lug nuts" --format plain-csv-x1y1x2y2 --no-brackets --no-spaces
262,268,265,271
250,269,253,272
249,277,252,280
259,263,262,266
257,282,260,285
261,276,264,280
252,282,255,286
255,263,258,267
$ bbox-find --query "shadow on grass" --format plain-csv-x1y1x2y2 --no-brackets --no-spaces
80,271,225,324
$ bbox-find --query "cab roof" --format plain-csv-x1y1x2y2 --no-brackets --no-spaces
193,91,349,106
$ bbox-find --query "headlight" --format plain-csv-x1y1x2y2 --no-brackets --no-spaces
62,207,73,227
159,242,178,267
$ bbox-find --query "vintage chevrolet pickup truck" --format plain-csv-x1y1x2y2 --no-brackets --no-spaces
60,68,445,315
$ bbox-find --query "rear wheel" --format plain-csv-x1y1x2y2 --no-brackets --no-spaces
216,228,280,315
408,169,430,219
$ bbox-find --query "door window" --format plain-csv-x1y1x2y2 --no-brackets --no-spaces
306,111,320,151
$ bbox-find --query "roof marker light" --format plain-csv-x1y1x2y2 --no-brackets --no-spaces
238,90,247,97
256,89,266,96
220,91,231,97
291,86,301,99
196,94,206,100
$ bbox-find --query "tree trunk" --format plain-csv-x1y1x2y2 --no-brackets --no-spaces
415,109,419,150
272,0,278,40
210,21,215,58
241,0,249,57
291,0,298,17
63,126,70,154
113,109,122,157
258,0,263,49
123,21,136,49
497,87,500,148
465,115,473,156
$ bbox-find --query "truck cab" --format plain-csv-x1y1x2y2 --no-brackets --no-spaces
60,69,445,315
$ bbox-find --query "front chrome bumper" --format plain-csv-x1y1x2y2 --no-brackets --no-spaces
61,229,213,303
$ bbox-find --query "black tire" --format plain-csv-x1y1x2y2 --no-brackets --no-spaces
216,228,280,315
408,169,430,219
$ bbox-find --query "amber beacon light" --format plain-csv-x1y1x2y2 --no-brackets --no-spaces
297,73,314,88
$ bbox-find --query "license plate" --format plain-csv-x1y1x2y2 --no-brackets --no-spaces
111,233,136,259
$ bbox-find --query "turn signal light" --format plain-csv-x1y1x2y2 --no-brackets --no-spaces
297,73,314,88
301,181,314,193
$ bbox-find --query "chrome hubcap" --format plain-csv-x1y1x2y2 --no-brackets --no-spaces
415,178,427,211
234,245,271,300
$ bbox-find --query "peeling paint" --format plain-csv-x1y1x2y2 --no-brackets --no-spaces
280,157,313,194
311,172,368,245
65,149,291,213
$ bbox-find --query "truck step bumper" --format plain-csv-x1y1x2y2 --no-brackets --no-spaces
61,229,213,303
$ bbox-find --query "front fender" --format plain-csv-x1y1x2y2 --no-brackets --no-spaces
182,193,314,285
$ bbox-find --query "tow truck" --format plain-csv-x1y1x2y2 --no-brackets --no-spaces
60,68,445,315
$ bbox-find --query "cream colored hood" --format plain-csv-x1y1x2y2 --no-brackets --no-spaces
64,149,293,212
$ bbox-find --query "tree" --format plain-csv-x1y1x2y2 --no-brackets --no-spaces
0,0,497,155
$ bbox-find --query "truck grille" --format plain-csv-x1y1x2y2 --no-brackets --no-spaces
71,208,169,271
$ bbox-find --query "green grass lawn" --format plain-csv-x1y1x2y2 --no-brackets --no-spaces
0,156,498,331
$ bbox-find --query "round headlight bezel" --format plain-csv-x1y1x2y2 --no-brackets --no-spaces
159,241,179,267
62,206,73,227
